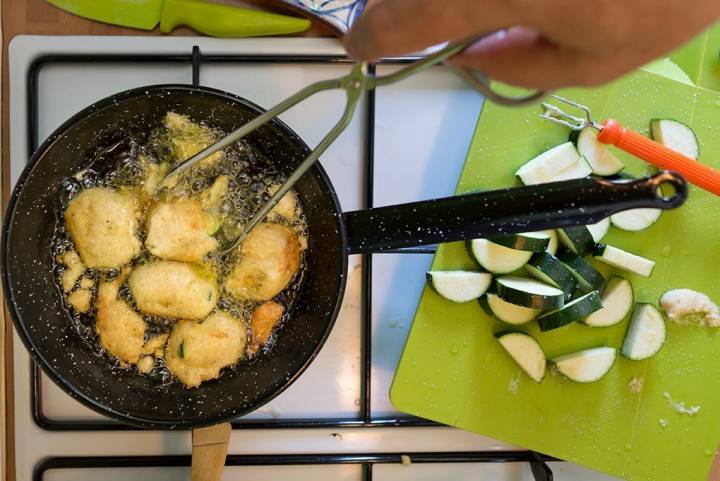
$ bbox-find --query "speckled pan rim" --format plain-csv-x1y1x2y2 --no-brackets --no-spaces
1,84,348,429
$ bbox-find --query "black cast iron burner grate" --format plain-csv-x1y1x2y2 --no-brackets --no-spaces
34,452,554,481
24,45,553,481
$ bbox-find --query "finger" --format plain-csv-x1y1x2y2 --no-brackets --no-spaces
344,0,519,61
450,27,635,90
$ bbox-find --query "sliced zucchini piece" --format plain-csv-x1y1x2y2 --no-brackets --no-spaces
468,239,532,274
586,217,610,243
515,142,592,185
557,251,607,294
495,331,546,383
621,304,667,360
525,252,577,298
573,126,625,175
582,276,634,327
552,347,617,383
488,232,550,252
537,291,602,332
650,119,699,159
558,226,595,255
495,276,565,310
480,293,540,325
427,271,492,303
543,230,559,255
610,208,662,232
594,244,655,278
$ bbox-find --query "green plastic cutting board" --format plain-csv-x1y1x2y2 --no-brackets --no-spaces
391,68,720,481
671,22,720,92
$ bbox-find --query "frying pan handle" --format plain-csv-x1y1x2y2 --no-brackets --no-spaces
343,171,687,255
192,423,231,481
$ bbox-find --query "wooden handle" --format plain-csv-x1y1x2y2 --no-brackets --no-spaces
598,119,720,196
192,422,232,481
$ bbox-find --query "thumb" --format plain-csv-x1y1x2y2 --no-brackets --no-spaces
450,27,609,90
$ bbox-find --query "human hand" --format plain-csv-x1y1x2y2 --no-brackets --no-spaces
344,0,720,89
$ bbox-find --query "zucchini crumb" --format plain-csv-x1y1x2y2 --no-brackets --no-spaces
663,392,701,416
507,373,520,394
627,376,644,394
660,289,720,327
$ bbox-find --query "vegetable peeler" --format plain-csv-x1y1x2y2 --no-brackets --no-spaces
162,34,548,251
541,94,720,196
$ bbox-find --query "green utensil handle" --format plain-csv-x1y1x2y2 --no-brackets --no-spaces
160,0,311,37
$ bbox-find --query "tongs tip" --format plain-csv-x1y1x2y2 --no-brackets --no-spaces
538,95,598,131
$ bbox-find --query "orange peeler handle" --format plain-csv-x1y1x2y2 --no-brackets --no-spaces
597,119,720,196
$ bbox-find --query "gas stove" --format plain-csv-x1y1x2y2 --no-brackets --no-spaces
7,36,618,481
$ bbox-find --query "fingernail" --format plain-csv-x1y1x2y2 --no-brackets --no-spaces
465,29,510,56
465,27,539,56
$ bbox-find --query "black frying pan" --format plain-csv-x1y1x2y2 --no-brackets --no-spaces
1,85,687,429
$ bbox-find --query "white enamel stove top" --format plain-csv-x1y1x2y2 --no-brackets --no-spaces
8,35,618,481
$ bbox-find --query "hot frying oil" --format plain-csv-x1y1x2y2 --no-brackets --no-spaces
50,113,308,386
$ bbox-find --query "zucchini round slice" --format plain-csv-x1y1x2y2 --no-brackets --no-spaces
594,244,655,278
582,277,634,327
468,239,532,274
610,208,662,232
552,347,617,383
495,331,546,383
586,217,610,243
537,291,602,332
495,276,565,310
427,271,492,303
621,304,666,360
488,232,550,252
650,119,699,160
573,126,625,176
515,142,592,185
525,252,577,299
558,226,595,255
480,293,540,325
557,251,607,294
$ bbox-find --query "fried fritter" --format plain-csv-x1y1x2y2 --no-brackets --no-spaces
225,223,301,301
165,311,247,388
129,261,218,320
64,188,141,268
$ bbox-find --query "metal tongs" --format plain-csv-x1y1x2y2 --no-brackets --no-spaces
541,95,720,196
162,34,548,252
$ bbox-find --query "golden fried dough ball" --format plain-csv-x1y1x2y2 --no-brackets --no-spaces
129,261,218,320
165,112,223,167
225,223,301,301
58,250,85,292
165,311,247,388
249,300,285,355
267,184,298,222
145,199,219,262
95,274,145,365
64,188,141,268
68,288,93,314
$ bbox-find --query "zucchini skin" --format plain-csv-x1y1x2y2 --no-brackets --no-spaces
495,278,565,310
557,251,607,294
537,291,602,331
526,252,578,299
488,233,549,252
559,226,595,255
